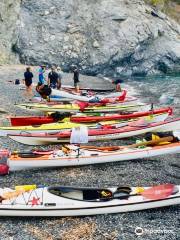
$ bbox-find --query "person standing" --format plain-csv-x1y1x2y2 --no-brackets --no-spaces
73,66,80,92
23,67,33,96
56,66,63,89
112,78,123,92
36,65,46,94
48,66,61,89
38,65,46,86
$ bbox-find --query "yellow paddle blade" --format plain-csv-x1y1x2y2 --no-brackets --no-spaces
15,185,37,192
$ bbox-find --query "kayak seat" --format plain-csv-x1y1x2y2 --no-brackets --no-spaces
113,186,132,200
83,190,99,200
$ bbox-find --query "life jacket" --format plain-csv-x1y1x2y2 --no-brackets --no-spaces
145,132,175,145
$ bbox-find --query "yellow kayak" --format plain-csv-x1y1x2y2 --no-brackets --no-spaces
0,118,119,136
15,102,149,113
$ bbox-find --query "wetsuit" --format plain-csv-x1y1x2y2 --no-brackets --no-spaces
38,68,45,86
73,69,79,87
48,71,59,89
24,71,33,87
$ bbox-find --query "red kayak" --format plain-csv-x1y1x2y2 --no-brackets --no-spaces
8,117,180,145
9,116,55,126
7,107,172,127
70,107,173,123
6,113,72,127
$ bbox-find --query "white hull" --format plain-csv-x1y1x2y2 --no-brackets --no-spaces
0,198,179,217
8,142,180,171
0,186,179,216
8,118,180,145
1,129,66,137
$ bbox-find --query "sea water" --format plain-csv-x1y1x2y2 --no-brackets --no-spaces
125,74,180,115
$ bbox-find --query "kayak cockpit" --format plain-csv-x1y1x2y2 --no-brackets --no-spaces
48,186,132,202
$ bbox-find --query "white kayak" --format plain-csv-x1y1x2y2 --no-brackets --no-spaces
61,84,115,92
33,95,137,104
0,184,179,216
7,137,180,171
33,95,73,103
8,116,180,145
45,88,127,102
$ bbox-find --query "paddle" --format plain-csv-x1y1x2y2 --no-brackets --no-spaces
9,149,54,156
139,184,175,200
112,184,175,201
80,136,174,152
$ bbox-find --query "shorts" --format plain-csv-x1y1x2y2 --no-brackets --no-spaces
25,80,32,87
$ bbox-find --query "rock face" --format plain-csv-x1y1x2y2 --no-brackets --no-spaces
0,0,21,64
1,0,180,76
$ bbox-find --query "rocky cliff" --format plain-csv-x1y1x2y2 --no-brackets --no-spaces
0,0,21,64
1,0,180,76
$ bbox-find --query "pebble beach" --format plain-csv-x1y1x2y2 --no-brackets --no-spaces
0,65,179,240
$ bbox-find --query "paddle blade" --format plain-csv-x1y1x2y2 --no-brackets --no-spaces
141,184,175,200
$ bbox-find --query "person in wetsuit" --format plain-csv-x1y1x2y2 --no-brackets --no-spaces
38,65,46,86
56,66,63,88
48,66,61,89
36,65,47,93
73,66,80,92
112,78,124,92
24,67,34,96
